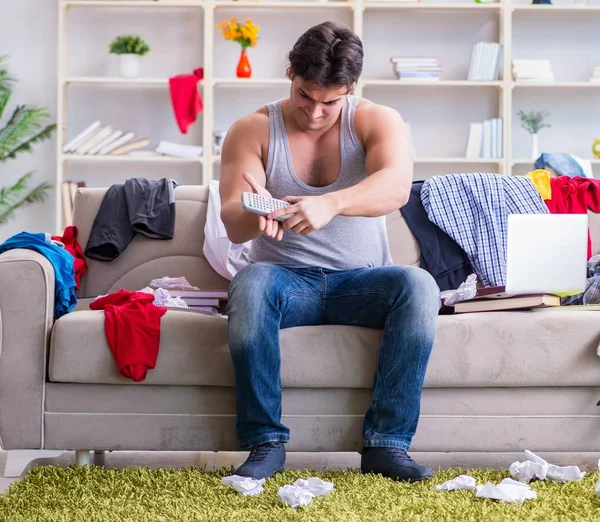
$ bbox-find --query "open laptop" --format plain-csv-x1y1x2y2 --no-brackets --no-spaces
504,213,588,297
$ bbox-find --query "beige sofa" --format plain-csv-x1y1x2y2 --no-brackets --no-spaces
2,184,600,477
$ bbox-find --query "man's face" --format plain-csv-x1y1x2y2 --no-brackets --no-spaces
289,76,351,131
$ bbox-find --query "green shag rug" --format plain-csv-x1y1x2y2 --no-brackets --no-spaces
2,466,600,522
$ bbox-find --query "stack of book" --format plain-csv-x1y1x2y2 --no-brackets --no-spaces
450,286,561,314
467,42,502,81
512,59,554,83
590,66,600,83
465,118,503,160
150,281,228,314
62,121,150,156
155,140,203,158
390,57,441,82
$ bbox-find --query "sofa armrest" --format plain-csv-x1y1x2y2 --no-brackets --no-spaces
0,248,55,449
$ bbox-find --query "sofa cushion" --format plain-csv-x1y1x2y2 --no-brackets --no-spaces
49,308,600,387
73,186,230,298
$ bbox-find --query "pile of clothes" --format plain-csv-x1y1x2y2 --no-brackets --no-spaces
0,226,87,320
401,162,600,304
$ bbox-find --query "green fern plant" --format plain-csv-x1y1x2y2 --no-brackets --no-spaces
0,56,55,226
109,35,150,56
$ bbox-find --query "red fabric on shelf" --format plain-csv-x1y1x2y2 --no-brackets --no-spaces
51,225,88,290
545,176,600,259
169,68,204,134
89,289,167,383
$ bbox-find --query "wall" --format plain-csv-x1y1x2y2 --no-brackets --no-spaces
0,0,57,241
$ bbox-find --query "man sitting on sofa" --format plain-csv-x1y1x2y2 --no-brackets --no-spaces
219,21,441,482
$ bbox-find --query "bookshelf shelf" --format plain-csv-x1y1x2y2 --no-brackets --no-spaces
511,81,600,89
215,78,504,87
215,1,353,8
213,78,290,85
64,1,205,6
511,158,600,166
64,76,505,88
61,153,205,163
64,76,174,85
363,2,501,10
415,157,504,163
362,79,503,87
212,154,505,164
512,4,600,11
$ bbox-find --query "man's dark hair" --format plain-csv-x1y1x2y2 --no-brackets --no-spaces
286,22,363,90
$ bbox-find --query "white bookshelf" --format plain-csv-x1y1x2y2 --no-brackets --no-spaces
56,0,600,232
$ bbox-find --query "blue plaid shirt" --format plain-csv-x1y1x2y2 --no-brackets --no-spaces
421,173,549,287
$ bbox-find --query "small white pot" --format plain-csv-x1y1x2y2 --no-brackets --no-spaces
119,54,140,78
530,133,539,159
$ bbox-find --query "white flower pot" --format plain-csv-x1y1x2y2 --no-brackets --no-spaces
119,54,140,78
530,133,539,159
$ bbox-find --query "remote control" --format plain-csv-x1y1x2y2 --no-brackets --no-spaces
241,192,293,222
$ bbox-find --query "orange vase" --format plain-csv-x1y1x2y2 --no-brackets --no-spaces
236,49,252,79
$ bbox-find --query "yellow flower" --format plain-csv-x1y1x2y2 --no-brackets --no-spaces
217,17,260,48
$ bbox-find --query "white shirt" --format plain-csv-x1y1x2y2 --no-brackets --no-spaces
203,180,251,280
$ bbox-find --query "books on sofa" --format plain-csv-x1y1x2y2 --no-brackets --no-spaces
148,277,228,305
164,305,221,315
151,286,228,300
453,287,561,313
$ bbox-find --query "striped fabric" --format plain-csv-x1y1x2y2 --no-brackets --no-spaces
421,173,548,287
562,254,600,306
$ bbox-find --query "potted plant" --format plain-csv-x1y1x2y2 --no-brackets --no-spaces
517,109,550,159
0,56,54,226
109,35,150,78
216,17,260,78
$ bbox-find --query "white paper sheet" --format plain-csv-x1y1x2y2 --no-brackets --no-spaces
278,484,316,507
293,477,334,497
435,475,478,491
221,475,265,496
509,450,585,484
475,478,537,503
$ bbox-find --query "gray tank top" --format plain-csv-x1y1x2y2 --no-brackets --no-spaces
248,95,393,270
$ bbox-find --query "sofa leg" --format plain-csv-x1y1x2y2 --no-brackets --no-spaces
76,450,90,467
4,450,65,478
93,450,106,467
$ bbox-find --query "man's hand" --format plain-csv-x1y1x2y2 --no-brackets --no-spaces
243,171,284,241
268,194,338,235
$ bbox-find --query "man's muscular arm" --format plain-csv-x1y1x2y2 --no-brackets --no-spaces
219,112,283,244
326,103,413,217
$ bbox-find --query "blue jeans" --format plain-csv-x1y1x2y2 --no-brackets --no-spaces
226,263,440,451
